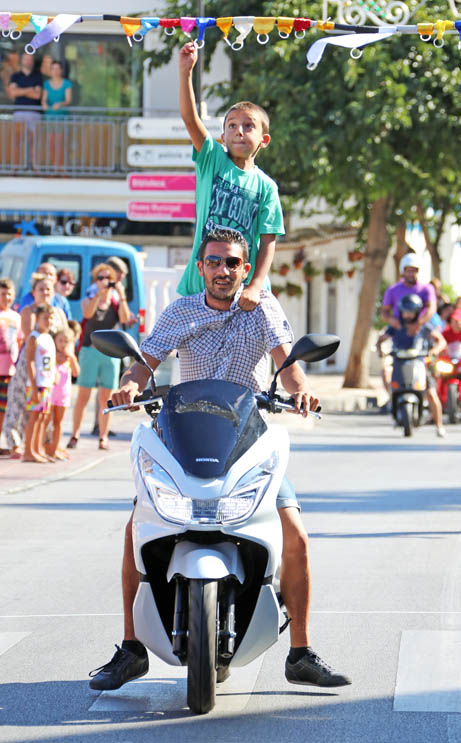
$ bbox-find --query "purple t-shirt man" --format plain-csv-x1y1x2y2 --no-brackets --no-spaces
382,281,436,319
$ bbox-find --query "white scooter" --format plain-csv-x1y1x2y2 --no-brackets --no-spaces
91,329,340,715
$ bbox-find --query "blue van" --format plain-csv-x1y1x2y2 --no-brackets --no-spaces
0,236,146,342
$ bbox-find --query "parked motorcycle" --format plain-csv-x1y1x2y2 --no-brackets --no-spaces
436,341,461,424
91,329,339,715
390,348,428,437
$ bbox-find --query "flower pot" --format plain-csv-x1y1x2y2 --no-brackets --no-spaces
279,264,290,276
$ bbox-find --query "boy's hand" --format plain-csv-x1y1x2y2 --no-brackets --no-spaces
238,285,261,312
179,42,197,74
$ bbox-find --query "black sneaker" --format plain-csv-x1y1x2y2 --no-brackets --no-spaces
89,645,149,691
285,647,351,687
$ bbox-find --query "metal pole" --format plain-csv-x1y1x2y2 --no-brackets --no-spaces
195,0,204,117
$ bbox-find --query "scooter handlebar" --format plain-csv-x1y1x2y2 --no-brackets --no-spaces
104,386,171,414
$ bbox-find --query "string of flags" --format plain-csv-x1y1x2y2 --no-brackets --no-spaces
0,12,460,69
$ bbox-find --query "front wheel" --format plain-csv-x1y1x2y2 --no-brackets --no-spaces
187,579,218,714
401,402,413,437
447,384,458,424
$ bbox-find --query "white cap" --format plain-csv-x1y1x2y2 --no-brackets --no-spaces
399,253,420,273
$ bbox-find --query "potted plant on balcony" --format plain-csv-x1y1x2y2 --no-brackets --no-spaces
324,266,344,282
293,248,306,270
285,282,303,298
271,284,284,298
303,262,321,283
278,263,290,277
348,249,364,262
346,267,356,278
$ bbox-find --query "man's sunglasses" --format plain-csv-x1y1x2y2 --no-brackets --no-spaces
203,255,243,270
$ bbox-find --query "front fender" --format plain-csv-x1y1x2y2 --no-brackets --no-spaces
166,541,245,583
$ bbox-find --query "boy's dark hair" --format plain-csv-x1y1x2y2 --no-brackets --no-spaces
35,303,53,317
198,228,249,263
0,277,15,292
223,101,270,135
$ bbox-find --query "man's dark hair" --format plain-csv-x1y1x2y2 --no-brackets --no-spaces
198,228,249,263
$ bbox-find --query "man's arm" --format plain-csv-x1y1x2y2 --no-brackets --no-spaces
429,328,446,357
239,234,276,311
418,298,437,327
178,42,207,153
271,343,319,417
381,304,401,329
110,354,161,407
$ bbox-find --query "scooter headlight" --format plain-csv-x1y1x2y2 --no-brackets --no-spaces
138,448,192,522
217,452,279,523
436,360,454,374
138,449,278,525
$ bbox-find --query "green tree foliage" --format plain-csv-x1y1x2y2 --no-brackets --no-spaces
147,1,460,385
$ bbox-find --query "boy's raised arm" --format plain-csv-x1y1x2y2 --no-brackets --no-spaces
178,42,207,153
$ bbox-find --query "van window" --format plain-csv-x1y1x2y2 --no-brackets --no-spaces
90,256,133,302
0,255,25,293
42,254,82,300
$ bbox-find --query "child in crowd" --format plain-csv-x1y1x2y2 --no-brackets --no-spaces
23,304,56,463
177,41,284,310
46,326,80,460
0,278,21,454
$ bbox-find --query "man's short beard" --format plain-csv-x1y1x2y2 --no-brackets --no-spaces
405,276,417,285
206,279,238,302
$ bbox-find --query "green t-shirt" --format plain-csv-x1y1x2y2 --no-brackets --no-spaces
177,132,285,296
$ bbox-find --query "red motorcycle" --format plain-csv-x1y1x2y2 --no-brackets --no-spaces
436,341,461,424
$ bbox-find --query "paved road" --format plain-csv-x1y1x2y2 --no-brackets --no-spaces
1,412,461,743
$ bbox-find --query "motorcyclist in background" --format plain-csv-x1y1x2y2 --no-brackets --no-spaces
377,294,446,437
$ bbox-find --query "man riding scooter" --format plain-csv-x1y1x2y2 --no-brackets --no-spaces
377,294,446,437
88,228,352,693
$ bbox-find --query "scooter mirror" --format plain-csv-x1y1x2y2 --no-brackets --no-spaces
268,333,340,399
286,333,340,366
91,329,146,367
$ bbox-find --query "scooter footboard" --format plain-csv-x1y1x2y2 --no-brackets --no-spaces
230,584,281,666
133,582,182,666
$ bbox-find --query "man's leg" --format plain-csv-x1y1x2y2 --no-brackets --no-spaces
427,386,445,437
278,478,351,687
279,507,310,647
89,510,148,691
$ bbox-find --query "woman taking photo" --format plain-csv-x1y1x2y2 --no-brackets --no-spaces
67,263,130,451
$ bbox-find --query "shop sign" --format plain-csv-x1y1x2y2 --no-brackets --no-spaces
127,201,196,222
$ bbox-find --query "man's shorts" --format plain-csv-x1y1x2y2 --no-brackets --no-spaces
77,345,121,390
133,474,300,511
0,375,11,414
25,385,52,414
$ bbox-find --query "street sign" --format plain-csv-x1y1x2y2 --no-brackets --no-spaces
127,145,193,168
127,201,196,222
128,116,223,140
128,173,196,191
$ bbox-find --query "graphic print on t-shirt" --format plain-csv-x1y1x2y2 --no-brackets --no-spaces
203,176,261,240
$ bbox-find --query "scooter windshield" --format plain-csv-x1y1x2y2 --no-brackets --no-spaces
155,379,267,478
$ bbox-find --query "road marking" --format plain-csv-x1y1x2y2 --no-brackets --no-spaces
0,632,31,656
0,613,123,619
6,610,461,619
89,651,265,714
394,631,461,712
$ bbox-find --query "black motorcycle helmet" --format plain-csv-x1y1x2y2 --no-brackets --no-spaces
398,293,423,323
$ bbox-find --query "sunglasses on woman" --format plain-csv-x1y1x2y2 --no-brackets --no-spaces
203,255,243,270
96,275,111,281
59,279,75,286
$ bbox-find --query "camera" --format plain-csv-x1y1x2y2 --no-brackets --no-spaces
108,281,116,288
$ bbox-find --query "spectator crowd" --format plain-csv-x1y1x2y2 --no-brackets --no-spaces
0,255,135,462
